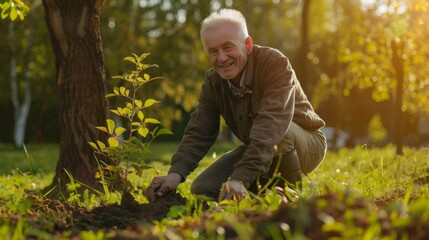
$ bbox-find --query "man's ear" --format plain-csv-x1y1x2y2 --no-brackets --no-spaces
245,37,253,54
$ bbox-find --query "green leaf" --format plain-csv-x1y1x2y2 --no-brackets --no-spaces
105,93,116,98
144,118,160,124
123,56,136,64
139,53,150,59
115,127,126,136
122,107,131,115
10,7,17,21
95,126,108,133
113,87,119,95
137,111,144,121
134,99,142,108
143,73,150,81
144,99,159,108
131,122,141,127
66,182,81,192
123,75,133,83
1,3,10,19
116,107,123,115
106,119,115,133
97,141,106,150
156,128,173,136
105,165,121,171
138,127,149,137
88,142,99,150
110,109,120,116
17,10,24,20
108,137,119,147
119,87,127,96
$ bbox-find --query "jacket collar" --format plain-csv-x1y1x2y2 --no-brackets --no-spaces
244,45,256,87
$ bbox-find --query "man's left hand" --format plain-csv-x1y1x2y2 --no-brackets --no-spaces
218,180,248,201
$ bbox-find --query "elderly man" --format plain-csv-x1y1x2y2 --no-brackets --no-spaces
144,8,327,202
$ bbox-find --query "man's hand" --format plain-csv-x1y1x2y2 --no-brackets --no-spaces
144,172,182,202
218,180,248,201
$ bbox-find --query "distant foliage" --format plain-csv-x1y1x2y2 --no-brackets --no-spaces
0,0,29,21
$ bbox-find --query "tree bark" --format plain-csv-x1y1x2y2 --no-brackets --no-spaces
42,0,110,196
391,39,404,156
297,0,311,95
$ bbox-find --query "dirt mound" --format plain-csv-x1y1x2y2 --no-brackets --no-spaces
72,192,186,230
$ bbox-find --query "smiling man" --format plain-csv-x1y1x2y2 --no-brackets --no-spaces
144,9,327,202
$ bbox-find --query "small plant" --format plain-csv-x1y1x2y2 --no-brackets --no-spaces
89,53,172,201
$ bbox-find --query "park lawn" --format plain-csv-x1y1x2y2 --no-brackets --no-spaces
0,141,238,174
0,143,59,175
0,143,429,239
0,141,237,199
1,142,429,201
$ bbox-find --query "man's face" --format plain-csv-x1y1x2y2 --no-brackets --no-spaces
202,22,252,80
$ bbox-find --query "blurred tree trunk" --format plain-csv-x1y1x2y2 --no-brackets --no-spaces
9,18,32,148
391,39,404,155
297,0,311,95
127,0,138,39
42,0,110,197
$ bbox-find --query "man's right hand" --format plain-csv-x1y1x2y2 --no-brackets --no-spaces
144,172,182,202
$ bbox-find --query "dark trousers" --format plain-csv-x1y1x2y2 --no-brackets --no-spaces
191,145,301,200
191,122,327,200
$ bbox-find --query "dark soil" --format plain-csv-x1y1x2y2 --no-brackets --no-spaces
23,191,187,239
73,192,186,231
20,190,429,239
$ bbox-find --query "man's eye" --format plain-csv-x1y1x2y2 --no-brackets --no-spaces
209,50,218,56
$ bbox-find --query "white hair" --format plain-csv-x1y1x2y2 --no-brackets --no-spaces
200,9,249,41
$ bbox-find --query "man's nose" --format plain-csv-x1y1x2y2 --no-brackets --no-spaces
217,50,228,62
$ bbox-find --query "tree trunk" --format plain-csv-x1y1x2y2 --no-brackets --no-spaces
42,0,110,197
9,19,32,148
297,0,311,95
391,39,404,156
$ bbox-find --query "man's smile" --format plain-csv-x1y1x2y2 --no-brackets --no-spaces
219,62,234,69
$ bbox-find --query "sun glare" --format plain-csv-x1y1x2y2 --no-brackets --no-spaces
361,0,407,14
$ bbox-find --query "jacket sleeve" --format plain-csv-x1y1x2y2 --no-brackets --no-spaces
168,76,220,181
229,52,296,188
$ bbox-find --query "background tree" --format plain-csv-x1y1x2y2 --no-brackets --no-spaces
313,0,429,153
296,0,311,94
1,1,57,144
8,8,31,148
41,0,110,195
2,0,32,147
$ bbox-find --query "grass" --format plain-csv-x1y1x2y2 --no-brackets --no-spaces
0,141,235,180
0,144,59,175
1,142,429,239
0,141,238,207
306,144,429,199
1,142,428,201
